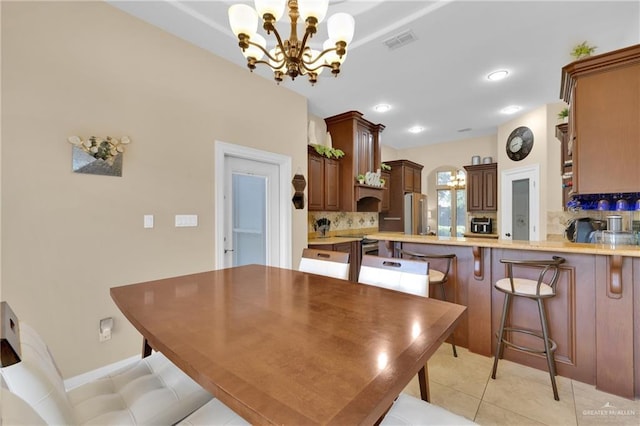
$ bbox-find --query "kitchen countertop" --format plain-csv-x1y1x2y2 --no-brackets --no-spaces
307,236,363,245
365,232,640,257
462,232,499,239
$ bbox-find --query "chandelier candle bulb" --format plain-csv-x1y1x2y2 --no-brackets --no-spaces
255,0,286,22
228,4,258,37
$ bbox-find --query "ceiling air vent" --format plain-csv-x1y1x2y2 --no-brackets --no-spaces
383,30,417,50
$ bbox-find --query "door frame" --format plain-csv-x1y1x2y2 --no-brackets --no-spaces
214,141,292,269
500,163,540,241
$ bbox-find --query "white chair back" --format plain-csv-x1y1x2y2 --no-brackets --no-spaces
1,323,77,425
299,248,350,280
358,255,429,297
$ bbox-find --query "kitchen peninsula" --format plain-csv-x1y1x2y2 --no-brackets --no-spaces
366,232,640,400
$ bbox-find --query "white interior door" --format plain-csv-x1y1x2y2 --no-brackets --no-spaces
214,141,292,270
224,156,279,267
500,164,540,241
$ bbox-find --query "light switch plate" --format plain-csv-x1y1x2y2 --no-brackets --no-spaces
143,215,154,229
175,214,198,227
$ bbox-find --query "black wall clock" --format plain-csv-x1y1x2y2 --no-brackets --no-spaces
506,126,534,161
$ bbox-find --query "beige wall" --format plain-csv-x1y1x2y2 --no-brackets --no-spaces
497,103,566,237
1,1,308,377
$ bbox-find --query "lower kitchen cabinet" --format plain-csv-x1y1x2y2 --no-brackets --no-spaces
308,241,361,282
376,234,640,400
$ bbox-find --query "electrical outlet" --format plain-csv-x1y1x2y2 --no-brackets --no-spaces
99,317,113,342
99,329,111,342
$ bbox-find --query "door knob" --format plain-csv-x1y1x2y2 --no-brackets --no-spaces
505,233,511,237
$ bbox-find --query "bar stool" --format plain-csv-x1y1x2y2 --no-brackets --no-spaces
399,249,458,357
491,256,566,401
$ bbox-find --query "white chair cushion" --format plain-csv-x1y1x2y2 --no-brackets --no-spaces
428,269,445,283
299,257,350,280
1,322,212,425
178,399,250,425
495,277,554,296
381,394,476,425
68,351,212,425
359,266,429,298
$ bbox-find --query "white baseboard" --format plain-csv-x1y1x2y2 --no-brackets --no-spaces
64,354,140,391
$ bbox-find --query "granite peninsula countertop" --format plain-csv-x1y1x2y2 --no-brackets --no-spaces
365,232,640,257
307,236,364,245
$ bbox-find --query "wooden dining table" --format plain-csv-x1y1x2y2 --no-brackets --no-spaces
110,264,466,425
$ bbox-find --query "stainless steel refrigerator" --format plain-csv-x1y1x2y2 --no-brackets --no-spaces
404,193,428,235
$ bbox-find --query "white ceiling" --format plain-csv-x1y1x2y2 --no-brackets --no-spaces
108,1,640,149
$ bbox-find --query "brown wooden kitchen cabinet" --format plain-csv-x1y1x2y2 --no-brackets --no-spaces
560,44,640,194
307,145,340,211
464,163,497,212
308,241,360,282
378,159,424,232
325,111,385,212
380,170,391,212
555,123,573,210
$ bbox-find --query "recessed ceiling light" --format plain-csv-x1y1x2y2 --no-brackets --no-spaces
373,103,391,113
487,70,509,81
500,105,522,115
408,126,425,134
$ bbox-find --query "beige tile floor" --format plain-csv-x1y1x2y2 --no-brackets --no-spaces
402,345,640,425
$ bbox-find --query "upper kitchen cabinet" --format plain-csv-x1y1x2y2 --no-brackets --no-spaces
325,111,385,212
464,163,497,212
555,123,573,210
308,145,340,211
378,160,424,232
560,44,640,195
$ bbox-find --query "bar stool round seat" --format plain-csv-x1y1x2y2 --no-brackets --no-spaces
491,255,565,401
399,249,458,357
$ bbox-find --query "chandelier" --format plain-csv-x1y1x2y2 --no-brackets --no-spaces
228,0,355,85
447,170,466,189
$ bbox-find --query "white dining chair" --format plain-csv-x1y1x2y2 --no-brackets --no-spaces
298,248,350,280
399,249,458,357
358,254,429,297
358,255,432,401
0,302,212,425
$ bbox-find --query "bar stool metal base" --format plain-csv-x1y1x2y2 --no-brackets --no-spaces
491,293,560,401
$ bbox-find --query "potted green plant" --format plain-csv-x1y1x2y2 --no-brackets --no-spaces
356,174,365,184
558,108,569,122
570,41,596,60
379,178,386,187
310,143,345,159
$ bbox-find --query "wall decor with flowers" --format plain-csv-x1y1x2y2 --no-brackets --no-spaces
68,135,131,177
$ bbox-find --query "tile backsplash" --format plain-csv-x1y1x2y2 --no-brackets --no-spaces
308,211,378,238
